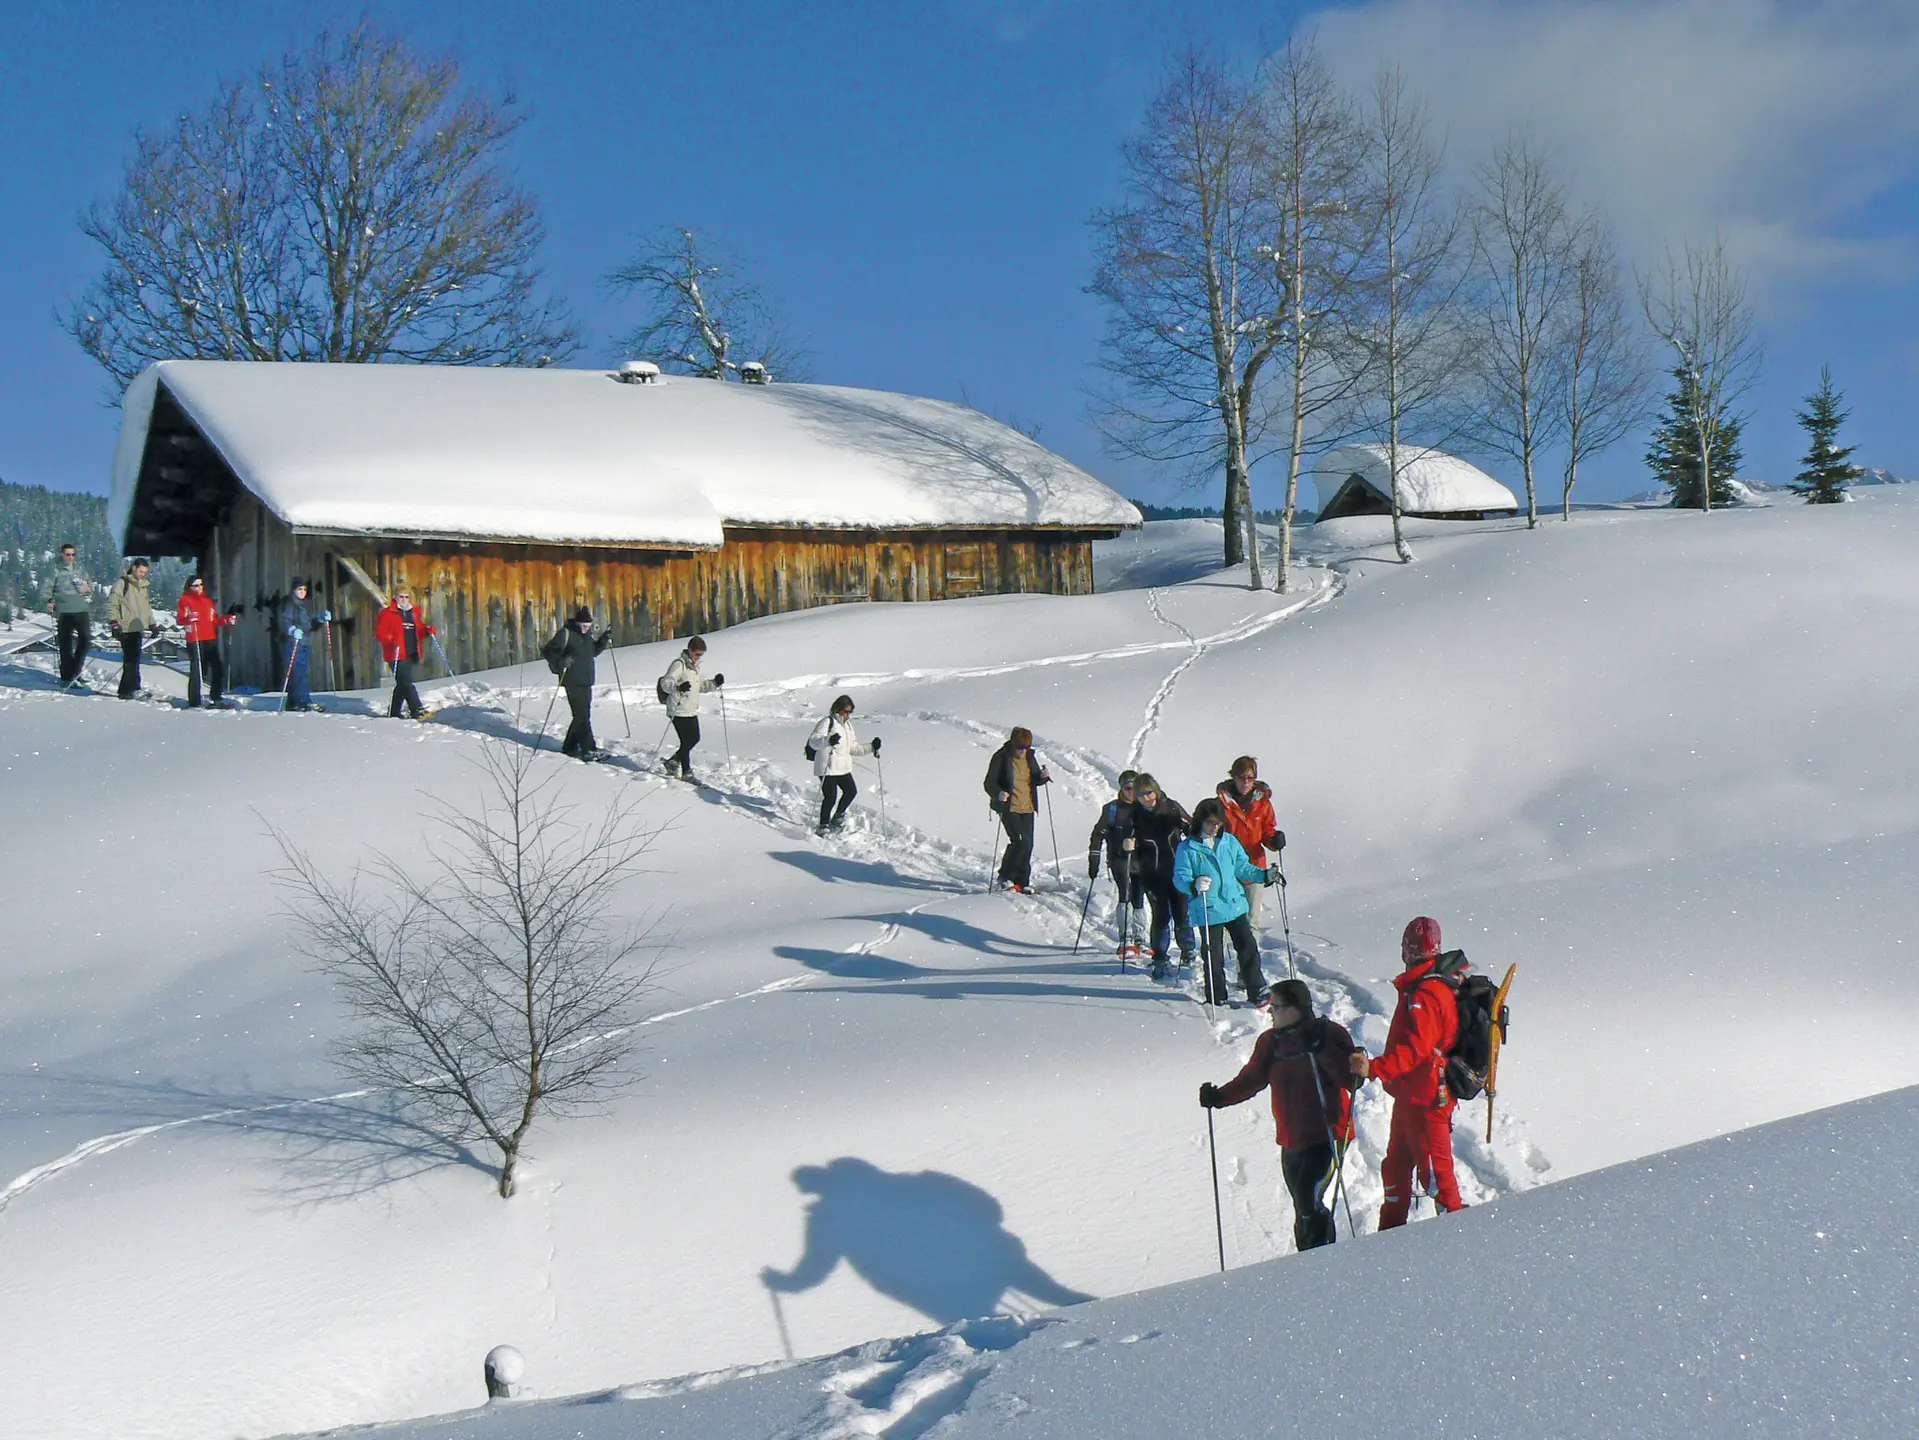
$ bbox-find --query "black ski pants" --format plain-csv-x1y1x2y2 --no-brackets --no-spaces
670,715,701,775
56,613,91,686
1281,1142,1339,1252
1197,912,1262,1005
185,639,225,707
116,630,143,698
819,774,856,829
997,809,1036,887
389,658,425,718
1144,879,1191,961
561,682,596,756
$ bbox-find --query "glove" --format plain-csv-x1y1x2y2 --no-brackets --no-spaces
829,732,842,746
1199,1083,1220,1109
1265,865,1284,887
677,681,692,693
289,626,304,641
712,673,725,686
1039,767,1051,783
998,791,1010,804
223,614,238,627
1272,830,1286,853
870,737,881,754
426,625,437,636
317,610,332,624
1194,876,1212,894
1088,854,1100,879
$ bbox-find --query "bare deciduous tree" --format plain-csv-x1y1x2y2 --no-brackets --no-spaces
606,227,808,381
1255,34,1377,590
1637,236,1762,513
1351,69,1467,562
67,23,576,389
1469,135,1576,529
1090,49,1282,588
1558,218,1650,517
272,745,661,1198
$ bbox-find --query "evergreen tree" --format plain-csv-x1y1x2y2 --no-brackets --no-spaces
1644,366,1743,508
1790,366,1862,504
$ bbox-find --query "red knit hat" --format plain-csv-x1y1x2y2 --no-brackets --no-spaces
1402,916,1442,967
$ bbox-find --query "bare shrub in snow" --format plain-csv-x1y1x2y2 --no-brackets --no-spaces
271,744,660,1198
605,227,808,382
1556,219,1650,518
67,22,576,389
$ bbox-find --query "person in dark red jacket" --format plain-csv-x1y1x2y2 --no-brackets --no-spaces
1201,978,1356,1251
374,589,437,720
1216,757,1284,929
174,575,236,708
1352,916,1463,1228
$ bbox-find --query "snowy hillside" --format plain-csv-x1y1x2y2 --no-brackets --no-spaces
3,495,1917,1439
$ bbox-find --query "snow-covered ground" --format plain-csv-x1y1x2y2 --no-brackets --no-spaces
2,496,1916,1439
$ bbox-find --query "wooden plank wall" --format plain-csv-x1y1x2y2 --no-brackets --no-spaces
197,503,1100,690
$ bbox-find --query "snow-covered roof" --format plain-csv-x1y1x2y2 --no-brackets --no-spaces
1312,443,1518,516
109,361,1140,551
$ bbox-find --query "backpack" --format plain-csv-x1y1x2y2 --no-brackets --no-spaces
657,674,673,706
804,739,818,762
1427,950,1509,1102
541,631,568,677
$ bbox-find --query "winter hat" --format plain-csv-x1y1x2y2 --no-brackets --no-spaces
571,605,594,625
290,576,306,589
831,694,855,715
1009,726,1033,748
1402,916,1442,967
1262,979,1314,1016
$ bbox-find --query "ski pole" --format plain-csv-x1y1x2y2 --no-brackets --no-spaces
875,746,887,828
1197,881,1213,1015
1041,766,1062,884
607,641,633,739
1072,875,1094,954
719,688,732,763
1205,1105,1226,1273
279,635,301,712
986,811,1006,892
324,619,337,693
530,682,561,755
1304,1047,1360,1242
1275,864,1297,980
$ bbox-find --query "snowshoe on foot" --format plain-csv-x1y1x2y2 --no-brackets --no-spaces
1148,957,1168,981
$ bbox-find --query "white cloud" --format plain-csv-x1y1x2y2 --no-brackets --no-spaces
1307,0,1919,296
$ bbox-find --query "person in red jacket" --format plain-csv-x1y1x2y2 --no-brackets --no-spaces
1351,916,1463,1228
374,589,437,720
174,575,236,708
1201,978,1357,1251
1217,757,1283,929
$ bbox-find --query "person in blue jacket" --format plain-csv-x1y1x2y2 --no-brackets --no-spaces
1174,797,1279,1006
271,579,331,711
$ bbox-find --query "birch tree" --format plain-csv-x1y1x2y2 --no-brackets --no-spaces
606,227,808,381
272,745,660,1199
1469,136,1575,529
1558,218,1649,517
1637,237,1762,512
67,23,576,388
1351,69,1466,562
1090,50,1282,587
1254,35,1376,590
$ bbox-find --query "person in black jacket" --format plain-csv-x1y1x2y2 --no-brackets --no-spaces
982,725,1049,893
542,606,614,760
1088,770,1146,959
1127,772,1194,978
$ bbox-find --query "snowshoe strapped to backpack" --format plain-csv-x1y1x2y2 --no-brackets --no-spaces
1428,950,1510,1102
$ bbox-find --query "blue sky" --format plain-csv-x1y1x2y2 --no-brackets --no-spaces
3,0,1915,510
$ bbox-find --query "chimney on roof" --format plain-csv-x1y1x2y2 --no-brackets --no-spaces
739,361,769,385
616,360,661,385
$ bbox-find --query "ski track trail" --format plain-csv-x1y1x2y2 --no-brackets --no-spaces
0,557,1549,1265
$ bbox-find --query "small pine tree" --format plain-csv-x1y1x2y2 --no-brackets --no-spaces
1790,366,1861,504
1645,367,1743,508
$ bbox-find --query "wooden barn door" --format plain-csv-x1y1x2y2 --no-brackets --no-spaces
943,542,983,597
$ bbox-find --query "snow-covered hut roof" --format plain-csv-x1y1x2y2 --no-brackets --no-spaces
110,361,1140,553
1312,444,1518,519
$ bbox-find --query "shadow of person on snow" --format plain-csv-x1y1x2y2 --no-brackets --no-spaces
761,1157,1092,1325
767,849,963,894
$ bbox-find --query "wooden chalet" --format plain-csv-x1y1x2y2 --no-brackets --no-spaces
1313,444,1520,522
109,362,1140,692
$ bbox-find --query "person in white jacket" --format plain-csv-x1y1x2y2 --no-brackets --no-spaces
808,694,880,834
660,636,723,779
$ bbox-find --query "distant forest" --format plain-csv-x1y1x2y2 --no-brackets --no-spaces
0,478,189,622
1132,501,1305,524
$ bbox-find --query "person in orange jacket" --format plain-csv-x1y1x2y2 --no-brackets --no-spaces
1216,756,1284,928
174,575,237,708
1350,916,1464,1228
374,589,437,720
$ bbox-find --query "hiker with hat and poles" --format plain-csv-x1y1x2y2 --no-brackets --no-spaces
806,694,880,835
1173,797,1280,1007
1200,979,1360,1252
1086,771,1145,964
659,635,723,782
1350,916,1465,1229
982,726,1049,894
271,578,328,711
174,574,236,708
541,606,614,760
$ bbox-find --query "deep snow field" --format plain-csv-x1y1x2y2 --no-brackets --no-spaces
3,495,1917,1439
